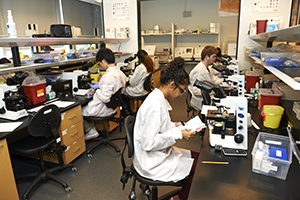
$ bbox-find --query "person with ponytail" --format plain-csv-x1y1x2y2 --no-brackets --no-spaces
133,57,200,200
121,50,155,117
124,49,154,96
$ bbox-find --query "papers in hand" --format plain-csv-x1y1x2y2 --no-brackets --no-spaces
178,116,206,132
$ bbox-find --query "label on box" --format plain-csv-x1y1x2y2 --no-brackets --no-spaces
37,88,44,97
262,160,278,173
265,140,282,145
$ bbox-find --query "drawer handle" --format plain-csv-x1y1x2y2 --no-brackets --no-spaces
69,115,77,120
0,145,3,149
73,147,81,153
71,132,79,137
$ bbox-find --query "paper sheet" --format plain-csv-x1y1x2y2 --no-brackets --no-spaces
178,116,206,132
27,101,75,113
0,122,23,132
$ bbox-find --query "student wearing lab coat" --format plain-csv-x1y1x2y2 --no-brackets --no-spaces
121,50,155,117
188,45,224,110
133,57,199,200
124,49,154,96
82,48,127,140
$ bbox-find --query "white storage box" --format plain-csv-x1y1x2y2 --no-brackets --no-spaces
251,132,292,180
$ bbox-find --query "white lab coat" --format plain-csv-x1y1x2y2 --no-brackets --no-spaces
82,66,127,117
133,88,194,182
188,62,223,110
124,63,149,96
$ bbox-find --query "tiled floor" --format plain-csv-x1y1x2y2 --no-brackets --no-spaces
11,86,203,200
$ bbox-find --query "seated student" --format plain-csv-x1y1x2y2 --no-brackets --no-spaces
188,45,224,110
133,57,199,200
82,48,127,140
121,50,155,117
124,50,154,96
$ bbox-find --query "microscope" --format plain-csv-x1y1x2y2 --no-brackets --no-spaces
194,79,248,150
61,70,94,97
0,84,28,120
212,64,245,97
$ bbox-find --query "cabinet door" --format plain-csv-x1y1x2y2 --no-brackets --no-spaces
0,139,19,200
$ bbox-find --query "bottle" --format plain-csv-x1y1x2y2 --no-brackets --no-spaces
7,10,17,38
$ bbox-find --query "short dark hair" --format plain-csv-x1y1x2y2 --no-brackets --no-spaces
201,46,218,60
160,57,190,86
96,48,115,64
0,58,11,64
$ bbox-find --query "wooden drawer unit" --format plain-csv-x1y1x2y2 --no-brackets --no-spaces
60,120,83,146
60,105,82,131
0,139,19,200
63,136,85,164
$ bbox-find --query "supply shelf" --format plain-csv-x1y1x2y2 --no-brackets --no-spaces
248,55,300,91
0,37,130,73
249,25,300,47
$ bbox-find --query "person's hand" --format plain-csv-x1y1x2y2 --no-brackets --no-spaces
181,129,195,140
218,74,223,78
175,121,186,127
90,82,98,90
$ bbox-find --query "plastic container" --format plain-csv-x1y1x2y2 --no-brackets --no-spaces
22,74,46,105
246,72,260,93
7,10,17,38
23,83,46,105
262,105,284,129
38,72,62,83
252,132,292,180
32,51,60,63
259,88,283,119
260,52,300,67
256,20,268,34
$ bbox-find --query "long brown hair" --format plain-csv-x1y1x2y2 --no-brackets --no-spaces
137,50,154,73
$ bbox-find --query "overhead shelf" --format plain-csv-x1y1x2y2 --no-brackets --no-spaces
249,25,300,46
249,56,300,91
0,52,132,74
0,37,130,47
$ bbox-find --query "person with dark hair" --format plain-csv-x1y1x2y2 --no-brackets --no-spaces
121,49,155,117
0,57,11,64
188,45,223,110
124,49,154,96
82,48,127,140
133,57,199,200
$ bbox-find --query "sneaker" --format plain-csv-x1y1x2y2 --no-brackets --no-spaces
85,127,99,140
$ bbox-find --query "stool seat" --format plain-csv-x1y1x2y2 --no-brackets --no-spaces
84,111,124,157
132,166,186,187
83,111,117,121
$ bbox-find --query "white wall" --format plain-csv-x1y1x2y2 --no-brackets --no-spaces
102,0,138,54
237,0,292,70
141,0,239,52
0,0,95,36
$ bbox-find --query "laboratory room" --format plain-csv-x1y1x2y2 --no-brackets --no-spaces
1,0,300,199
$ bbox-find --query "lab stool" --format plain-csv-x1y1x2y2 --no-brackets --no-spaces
84,112,124,157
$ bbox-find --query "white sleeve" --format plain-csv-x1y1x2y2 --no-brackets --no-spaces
129,64,144,86
138,106,182,152
95,73,114,103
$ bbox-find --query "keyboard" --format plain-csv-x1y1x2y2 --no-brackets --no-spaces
222,148,247,156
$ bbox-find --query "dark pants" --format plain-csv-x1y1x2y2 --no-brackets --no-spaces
178,150,199,200
120,95,133,117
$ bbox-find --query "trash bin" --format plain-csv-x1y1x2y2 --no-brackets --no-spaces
262,105,284,129
258,88,283,119
22,74,46,105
